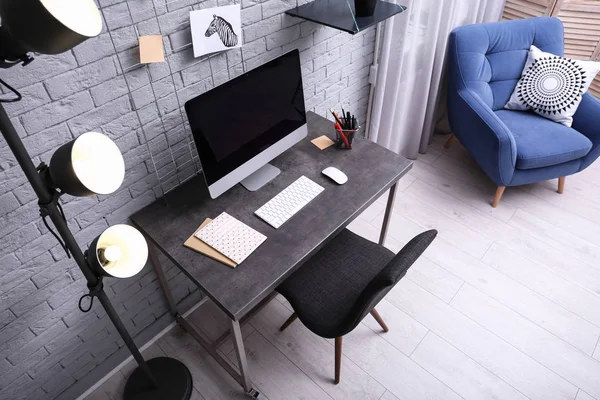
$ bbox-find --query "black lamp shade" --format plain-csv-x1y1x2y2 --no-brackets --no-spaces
89,225,149,279
0,0,102,55
49,132,125,197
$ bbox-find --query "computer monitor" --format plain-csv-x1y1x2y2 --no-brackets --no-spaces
185,49,307,199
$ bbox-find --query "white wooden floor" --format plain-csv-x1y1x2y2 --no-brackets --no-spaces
87,135,600,400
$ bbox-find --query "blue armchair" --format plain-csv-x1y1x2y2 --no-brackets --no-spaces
446,17,600,207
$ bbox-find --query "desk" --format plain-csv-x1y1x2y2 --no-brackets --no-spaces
131,112,412,397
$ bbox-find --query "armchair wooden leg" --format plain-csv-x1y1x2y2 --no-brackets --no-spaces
334,337,342,384
443,134,457,149
279,313,297,332
558,176,565,194
370,308,389,332
492,186,506,208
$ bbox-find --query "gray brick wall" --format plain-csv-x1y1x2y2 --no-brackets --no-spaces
0,0,375,399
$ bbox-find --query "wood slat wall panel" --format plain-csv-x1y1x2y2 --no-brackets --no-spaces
502,0,553,20
526,0,558,6
560,1,600,99
589,76,600,98
503,8,542,19
557,1,600,13
556,4,600,60
564,40,595,53
559,14,600,25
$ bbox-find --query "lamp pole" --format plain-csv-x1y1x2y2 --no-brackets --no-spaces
0,103,158,388
0,2,193,398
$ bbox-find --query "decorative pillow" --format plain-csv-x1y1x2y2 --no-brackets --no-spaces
504,45,600,127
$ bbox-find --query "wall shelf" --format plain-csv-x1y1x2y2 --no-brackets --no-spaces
286,0,406,35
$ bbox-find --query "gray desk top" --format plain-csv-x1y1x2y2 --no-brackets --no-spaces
131,112,412,320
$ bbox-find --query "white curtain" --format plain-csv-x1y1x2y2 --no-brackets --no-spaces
368,0,505,159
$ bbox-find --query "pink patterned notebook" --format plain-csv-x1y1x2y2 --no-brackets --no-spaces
195,212,267,264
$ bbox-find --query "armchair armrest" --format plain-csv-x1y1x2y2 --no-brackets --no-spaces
573,93,600,170
453,88,517,186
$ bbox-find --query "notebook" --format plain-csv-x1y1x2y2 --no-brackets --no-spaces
195,212,267,264
184,218,237,268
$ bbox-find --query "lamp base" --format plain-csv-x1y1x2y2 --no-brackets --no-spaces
124,357,193,400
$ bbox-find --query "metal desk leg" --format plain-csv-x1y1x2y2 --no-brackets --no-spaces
148,244,178,316
146,240,261,398
231,320,257,397
379,183,398,246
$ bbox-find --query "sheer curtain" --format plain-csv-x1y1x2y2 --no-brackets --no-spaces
368,0,505,159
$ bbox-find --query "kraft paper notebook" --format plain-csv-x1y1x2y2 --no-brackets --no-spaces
195,212,267,264
184,218,237,268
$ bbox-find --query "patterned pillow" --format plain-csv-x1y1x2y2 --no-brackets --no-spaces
505,45,600,127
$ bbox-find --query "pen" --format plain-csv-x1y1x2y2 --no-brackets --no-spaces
346,112,351,129
352,116,356,130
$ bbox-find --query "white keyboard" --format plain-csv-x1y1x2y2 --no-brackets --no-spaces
255,176,324,229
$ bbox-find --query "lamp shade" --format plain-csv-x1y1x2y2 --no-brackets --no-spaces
0,0,102,55
49,132,125,197
89,225,149,279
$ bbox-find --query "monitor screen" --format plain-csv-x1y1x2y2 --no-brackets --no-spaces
185,50,306,186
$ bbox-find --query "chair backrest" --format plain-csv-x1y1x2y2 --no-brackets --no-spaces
448,17,564,111
338,229,437,336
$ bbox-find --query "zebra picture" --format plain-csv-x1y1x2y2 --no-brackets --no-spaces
205,14,238,48
190,5,241,57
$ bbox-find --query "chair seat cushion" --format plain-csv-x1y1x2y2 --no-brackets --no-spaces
277,229,393,338
495,109,592,170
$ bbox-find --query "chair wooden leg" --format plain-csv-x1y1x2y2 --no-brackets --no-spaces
443,134,457,149
492,186,506,208
558,176,565,194
370,308,389,332
279,313,297,332
334,336,342,384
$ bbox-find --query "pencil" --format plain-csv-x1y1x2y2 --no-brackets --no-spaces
330,108,344,126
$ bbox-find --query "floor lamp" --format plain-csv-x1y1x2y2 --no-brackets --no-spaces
0,1,193,399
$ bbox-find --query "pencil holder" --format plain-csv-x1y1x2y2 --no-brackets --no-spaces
335,129,356,149
334,117,359,149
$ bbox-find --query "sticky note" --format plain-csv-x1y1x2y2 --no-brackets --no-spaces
139,35,165,64
311,135,335,150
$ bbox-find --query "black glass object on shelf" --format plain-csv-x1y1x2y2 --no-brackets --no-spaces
286,0,406,35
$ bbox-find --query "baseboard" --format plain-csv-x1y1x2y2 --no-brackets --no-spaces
73,296,208,400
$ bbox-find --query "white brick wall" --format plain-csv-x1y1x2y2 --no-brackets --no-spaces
0,0,376,399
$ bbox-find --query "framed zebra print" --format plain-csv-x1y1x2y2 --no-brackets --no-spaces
190,5,242,58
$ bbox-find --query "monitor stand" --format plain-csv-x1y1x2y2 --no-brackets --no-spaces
240,163,281,191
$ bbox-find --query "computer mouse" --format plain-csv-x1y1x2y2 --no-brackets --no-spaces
322,167,348,185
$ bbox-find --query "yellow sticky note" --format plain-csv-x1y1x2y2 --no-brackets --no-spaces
139,35,165,64
311,135,335,150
